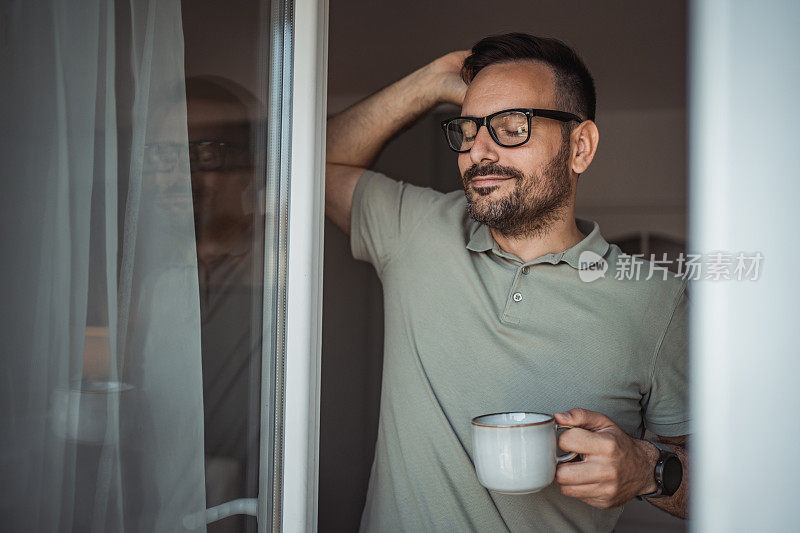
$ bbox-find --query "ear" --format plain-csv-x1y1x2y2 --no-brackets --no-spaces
570,120,599,175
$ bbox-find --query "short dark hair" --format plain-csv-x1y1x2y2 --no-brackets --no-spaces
461,33,596,123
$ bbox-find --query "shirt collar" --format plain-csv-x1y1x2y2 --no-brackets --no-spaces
466,217,610,270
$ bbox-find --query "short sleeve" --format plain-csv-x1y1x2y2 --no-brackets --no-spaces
350,169,442,272
643,284,690,436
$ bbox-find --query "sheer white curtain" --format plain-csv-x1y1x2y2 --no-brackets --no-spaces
1,0,206,531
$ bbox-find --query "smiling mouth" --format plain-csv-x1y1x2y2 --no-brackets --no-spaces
471,176,511,186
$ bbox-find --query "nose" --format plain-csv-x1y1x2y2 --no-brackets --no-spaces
468,124,499,165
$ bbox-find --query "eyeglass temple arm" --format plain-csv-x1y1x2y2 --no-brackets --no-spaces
531,109,584,123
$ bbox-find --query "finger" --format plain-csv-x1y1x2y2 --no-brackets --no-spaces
555,461,611,486
555,408,616,432
558,427,617,456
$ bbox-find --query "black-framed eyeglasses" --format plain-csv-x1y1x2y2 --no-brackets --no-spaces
440,108,583,153
144,141,252,173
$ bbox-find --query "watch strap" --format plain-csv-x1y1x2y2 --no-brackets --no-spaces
636,440,677,500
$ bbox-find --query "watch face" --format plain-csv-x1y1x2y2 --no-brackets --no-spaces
662,455,683,495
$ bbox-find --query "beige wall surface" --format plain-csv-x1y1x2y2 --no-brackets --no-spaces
321,1,688,531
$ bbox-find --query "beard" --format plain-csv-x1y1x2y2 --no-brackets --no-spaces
462,140,573,239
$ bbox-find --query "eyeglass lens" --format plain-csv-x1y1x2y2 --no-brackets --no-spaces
190,142,251,171
445,111,529,151
144,142,251,173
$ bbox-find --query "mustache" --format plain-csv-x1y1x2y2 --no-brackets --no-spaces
463,162,524,183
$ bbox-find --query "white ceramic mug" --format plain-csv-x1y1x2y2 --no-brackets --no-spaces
471,411,578,494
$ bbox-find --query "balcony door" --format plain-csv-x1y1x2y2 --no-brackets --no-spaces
0,0,327,530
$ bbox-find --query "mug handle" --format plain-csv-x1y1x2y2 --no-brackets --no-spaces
555,424,581,463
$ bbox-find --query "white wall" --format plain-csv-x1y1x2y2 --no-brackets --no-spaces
690,1,800,531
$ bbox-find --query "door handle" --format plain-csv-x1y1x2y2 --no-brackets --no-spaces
183,497,258,528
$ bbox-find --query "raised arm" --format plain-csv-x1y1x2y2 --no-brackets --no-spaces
325,51,469,236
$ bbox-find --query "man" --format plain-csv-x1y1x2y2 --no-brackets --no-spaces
326,33,688,531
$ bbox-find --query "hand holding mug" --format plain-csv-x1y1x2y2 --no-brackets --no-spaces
554,408,658,509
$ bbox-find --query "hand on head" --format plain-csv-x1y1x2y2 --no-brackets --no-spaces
427,50,471,106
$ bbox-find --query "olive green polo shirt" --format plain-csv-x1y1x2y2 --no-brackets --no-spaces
350,170,689,532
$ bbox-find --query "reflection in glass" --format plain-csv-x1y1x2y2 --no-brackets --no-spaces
186,77,264,533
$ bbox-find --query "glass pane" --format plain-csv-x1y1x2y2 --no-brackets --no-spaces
181,1,275,531
1,0,284,530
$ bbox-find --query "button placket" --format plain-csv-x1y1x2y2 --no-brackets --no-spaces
501,266,528,324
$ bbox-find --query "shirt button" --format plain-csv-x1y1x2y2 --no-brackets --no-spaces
513,292,523,302
521,266,530,274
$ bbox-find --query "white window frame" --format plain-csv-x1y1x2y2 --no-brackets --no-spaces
259,0,329,530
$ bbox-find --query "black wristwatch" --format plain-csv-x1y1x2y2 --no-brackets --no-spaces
636,440,682,500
